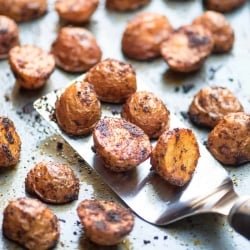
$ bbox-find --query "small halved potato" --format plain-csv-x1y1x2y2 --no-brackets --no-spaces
151,128,200,186
204,0,245,13
106,0,150,11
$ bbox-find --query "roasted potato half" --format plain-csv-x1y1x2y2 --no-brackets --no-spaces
77,199,134,245
204,0,245,13
188,86,244,128
207,112,250,165
160,24,214,72
2,197,60,250
25,161,80,204
55,80,101,136
106,0,150,11
93,117,152,172
151,128,200,186
121,91,170,139
0,116,21,168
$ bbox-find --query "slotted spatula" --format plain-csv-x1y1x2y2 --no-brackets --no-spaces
33,75,250,240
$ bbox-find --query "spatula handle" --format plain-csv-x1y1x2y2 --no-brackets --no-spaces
228,197,250,240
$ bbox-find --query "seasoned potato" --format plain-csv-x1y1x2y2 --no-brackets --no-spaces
9,45,55,89
55,80,101,136
193,11,234,53
51,27,102,72
106,0,150,11
2,197,60,250
204,0,245,13
0,117,21,168
122,12,173,60
55,0,99,24
93,117,152,172
0,15,19,59
160,24,214,72
188,86,244,128
77,199,134,245
207,112,250,165
151,128,200,186
85,58,137,103
121,91,170,139
25,161,80,204
0,0,47,22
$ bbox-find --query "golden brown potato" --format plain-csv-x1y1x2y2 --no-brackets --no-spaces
2,197,60,250
204,0,245,13
188,86,244,128
55,80,101,136
207,112,250,165
25,161,80,204
93,117,152,172
151,128,200,186
160,24,214,72
193,11,234,53
0,0,47,23
55,0,99,24
122,12,173,60
9,45,55,89
0,15,19,59
51,27,102,72
85,58,137,103
77,199,134,245
121,91,170,139
0,116,21,168
106,0,150,11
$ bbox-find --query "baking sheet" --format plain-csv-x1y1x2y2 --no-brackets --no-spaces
0,0,250,249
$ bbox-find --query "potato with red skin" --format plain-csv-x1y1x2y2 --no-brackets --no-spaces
55,80,101,136
51,27,102,73
161,24,214,73
0,0,47,23
93,117,152,172
106,0,150,11
121,91,170,139
77,199,134,245
55,0,99,24
122,12,173,60
85,58,137,103
188,86,244,128
25,161,80,204
204,0,245,13
0,116,21,168
193,11,234,53
2,197,60,250
207,112,250,165
0,15,19,59
9,45,55,90
151,128,200,186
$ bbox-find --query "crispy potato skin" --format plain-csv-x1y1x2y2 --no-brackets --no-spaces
0,15,19,59
151,128,200,186
188,86,244,128
55,0,99,24
93,117,152,172
106,0,150,11
85,58,137,103
25,161,80,204
9,45,55,90
77,199,134,245
121,91,170,139
2,197,60,250
193,11,234,53
160,24,214,72
122,12,173,60
0,0,47,22
207,112,250,165
51,27,102,72
205,0,245,13
0,117,21,168
55,81,101,136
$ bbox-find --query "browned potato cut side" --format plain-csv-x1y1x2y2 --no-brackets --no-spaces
106,0,150,11
151,128,200,186
205,0,246,13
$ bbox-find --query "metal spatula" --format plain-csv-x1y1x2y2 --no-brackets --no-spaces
33,75,250,240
